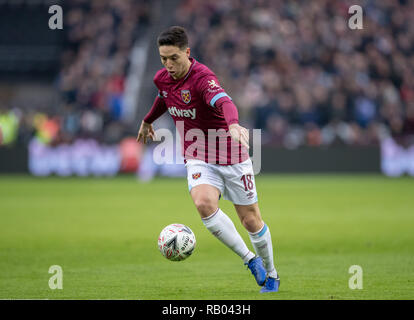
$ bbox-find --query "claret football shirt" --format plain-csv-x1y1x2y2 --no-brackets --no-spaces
153,57,249,165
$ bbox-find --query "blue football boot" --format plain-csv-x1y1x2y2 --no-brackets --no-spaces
245,256,267,286
260,276,280,293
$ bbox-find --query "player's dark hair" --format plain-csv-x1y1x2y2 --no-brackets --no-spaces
157,26,188,50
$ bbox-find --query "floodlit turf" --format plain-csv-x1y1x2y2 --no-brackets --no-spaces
0,174,413,300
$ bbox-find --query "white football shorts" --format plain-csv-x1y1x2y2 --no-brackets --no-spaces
185,158,258,205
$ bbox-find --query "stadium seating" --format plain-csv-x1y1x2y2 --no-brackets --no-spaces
1,0,413,150
173,0,414,148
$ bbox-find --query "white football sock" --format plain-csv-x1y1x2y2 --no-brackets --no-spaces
202,208,255,263
248,223,278,278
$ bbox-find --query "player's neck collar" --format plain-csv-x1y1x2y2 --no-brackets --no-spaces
183,58,196,81
173,57,196,82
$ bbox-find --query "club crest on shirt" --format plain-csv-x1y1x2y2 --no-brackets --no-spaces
181,90,191,104
192,172,201,180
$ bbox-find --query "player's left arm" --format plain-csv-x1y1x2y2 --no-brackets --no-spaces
216,98,249,149
199,74,249,149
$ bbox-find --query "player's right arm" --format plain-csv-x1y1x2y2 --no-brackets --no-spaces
137,71,169,144
136,94,166,143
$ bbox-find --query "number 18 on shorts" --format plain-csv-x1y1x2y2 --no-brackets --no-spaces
186,158,258,205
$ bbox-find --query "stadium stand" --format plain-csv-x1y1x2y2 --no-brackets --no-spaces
173,0,414,148
1,0,414,151
0,0,151,147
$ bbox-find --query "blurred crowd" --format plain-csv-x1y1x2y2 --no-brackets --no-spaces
59,0,149,119
2,0,414,149
1,0,150,147
175,0,414,148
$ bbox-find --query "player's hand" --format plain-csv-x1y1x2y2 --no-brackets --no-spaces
229,123,249,149
136,121,156,144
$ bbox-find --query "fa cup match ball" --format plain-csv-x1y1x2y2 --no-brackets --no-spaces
158,224,196,261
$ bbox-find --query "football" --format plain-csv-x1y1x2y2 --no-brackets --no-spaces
158,223,196,261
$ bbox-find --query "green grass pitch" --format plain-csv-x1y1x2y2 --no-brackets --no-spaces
0,174,413,300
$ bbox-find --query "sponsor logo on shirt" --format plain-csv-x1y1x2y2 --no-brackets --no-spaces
168,106,196,120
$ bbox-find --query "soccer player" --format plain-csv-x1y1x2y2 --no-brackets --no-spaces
137,26,279,292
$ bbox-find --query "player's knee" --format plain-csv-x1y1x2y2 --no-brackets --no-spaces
194,197,217,217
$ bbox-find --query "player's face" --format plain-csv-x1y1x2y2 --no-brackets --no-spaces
159,45,191,80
